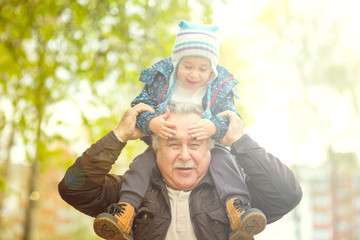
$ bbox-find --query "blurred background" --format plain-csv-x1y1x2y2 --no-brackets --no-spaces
1,0,359,239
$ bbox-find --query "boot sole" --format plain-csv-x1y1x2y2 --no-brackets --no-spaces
93,214,133,240
229,211,266,240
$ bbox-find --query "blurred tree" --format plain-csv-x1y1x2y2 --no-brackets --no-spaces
254,0,360,161
257,0,360,112
0,0,219,239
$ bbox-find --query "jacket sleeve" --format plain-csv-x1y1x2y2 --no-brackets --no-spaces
211,89,239,139
230,134,302,224
131,71,163,136
58,131,126,218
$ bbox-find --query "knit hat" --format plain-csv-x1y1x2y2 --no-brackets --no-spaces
172,20,220,81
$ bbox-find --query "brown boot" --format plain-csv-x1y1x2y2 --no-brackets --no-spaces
93,202,135,240
226,197,266,240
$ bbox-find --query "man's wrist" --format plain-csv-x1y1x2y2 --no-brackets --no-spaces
112,129,126,143
230,134,250,153
231,134,243,146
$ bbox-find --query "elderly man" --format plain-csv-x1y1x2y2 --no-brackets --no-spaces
58,103,302,240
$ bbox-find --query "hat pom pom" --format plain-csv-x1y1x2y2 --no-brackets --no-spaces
178,19,218,32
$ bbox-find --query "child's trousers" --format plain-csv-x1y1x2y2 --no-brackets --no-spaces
119,144,250,211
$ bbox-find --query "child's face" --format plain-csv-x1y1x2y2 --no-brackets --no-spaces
176,56,213,90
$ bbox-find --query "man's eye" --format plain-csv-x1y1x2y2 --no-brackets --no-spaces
168,143,180,148
185,65,192,69
190,143,200,148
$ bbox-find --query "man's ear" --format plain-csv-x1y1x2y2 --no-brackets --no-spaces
153,147,159,155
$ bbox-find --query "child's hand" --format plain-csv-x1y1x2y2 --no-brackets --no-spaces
149,109,176,139
188,119,217,140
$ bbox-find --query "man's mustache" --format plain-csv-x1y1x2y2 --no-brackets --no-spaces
173,161,197,169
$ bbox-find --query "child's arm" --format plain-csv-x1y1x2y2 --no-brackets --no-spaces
131,90,157,136
131,70,165,136
210,88,240,139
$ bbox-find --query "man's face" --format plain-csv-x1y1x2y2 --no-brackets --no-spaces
154,112,211,191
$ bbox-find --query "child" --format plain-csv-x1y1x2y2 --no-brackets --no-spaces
93,20,266,240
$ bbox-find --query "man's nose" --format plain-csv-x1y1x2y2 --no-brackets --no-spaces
180,146,191,161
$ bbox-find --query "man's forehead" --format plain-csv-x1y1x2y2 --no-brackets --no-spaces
167,136,198,142
165,113,202,141
167,128,193,142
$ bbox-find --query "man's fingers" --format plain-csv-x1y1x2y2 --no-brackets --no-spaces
132,103,155,115
217,110,234,118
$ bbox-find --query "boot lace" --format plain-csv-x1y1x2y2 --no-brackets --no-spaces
107,203,127,217
233,198,250,213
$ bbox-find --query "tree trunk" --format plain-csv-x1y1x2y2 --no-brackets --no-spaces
22,161,39,240
22,111,42,240
0,124,15,239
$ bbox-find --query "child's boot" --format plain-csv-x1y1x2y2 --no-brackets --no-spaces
226,197,266,240
93,202,135,240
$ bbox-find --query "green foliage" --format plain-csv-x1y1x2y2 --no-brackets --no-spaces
0,0,218,238
256,0,360,113
0,0,217,163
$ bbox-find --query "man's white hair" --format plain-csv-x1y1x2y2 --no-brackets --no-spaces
152,102,215,149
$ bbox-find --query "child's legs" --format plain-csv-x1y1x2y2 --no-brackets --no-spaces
209,144,250,203
119,147,156,211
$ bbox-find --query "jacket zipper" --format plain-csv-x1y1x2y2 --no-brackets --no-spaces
189,188,200,239
152,178,171,240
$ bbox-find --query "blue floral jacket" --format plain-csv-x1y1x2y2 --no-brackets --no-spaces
131,57,240,139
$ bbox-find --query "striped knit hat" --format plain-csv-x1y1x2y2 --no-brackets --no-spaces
172,20,220,81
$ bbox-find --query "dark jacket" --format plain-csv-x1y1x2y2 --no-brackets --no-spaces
58,131,302,239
